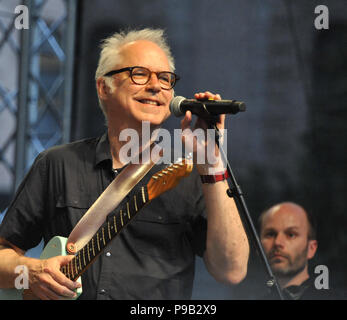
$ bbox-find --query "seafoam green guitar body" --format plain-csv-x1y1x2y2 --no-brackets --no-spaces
0,236,82,300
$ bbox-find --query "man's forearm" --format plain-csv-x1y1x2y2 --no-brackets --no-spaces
202,180,249,284
0,244,39,289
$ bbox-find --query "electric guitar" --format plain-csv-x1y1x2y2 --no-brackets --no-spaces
0,160,193,300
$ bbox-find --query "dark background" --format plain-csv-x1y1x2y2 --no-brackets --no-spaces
45,0,347,298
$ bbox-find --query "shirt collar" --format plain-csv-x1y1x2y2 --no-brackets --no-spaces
95,132,112,167
283,278,312,300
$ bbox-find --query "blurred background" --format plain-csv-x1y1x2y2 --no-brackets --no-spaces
0,0,346,299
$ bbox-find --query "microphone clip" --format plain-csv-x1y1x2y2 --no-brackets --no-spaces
197,100,220,124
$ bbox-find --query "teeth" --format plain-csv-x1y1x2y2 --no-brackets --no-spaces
140,100,159,106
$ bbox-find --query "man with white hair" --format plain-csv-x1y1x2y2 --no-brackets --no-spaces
0,28,249,300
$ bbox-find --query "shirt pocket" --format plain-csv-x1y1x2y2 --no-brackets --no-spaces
53,194,94,235
130,208,187,260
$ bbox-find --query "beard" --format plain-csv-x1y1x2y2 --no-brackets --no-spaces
269,245,308,278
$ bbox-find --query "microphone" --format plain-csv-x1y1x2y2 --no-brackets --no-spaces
170,95,246,118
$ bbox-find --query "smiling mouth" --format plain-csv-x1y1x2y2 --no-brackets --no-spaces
138,99,160,106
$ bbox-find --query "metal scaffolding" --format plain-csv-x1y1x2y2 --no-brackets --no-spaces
0,0,77,200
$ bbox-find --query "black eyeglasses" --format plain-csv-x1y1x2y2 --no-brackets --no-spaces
103,66,180,90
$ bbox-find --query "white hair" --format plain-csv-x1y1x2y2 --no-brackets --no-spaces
95,28,175,117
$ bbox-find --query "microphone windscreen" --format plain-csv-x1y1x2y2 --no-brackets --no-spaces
169,96,186,117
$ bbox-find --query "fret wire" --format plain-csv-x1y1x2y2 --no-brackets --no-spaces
127,201,131,218
102,227,106,246
78,251,82,270
74,257,78,275
66,261,70,279
92,238,95,257
82,246,86,266
70,260,75,278
141,187,146,203
107,221,112,240
120,209,124,226
96,232,101,252
134,195,138,212
68,261,73,278
87,243,91,262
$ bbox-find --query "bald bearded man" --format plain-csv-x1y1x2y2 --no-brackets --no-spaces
259,202,336,300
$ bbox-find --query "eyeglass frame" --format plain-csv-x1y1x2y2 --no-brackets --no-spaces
103,66,180,90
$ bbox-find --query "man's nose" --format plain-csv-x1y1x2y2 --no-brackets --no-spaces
146,73,161,92
274,233,286,247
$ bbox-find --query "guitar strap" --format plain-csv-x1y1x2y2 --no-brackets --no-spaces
66,143,162,253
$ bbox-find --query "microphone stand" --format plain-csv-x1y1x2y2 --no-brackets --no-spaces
203,113,284,300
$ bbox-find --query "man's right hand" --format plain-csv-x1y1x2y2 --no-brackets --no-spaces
25,255,82,300
0,238,81,300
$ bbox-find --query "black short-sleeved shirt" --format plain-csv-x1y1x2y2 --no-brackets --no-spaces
263,277,342,300
0,133,207,300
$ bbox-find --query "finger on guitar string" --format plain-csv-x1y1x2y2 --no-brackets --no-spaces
43,255,81,292
29,268,77,300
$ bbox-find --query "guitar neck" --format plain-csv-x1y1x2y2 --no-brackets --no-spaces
61,186,149,281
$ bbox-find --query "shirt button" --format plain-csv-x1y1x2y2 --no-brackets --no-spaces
106,252,111,257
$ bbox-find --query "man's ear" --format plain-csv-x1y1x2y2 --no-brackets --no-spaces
96,78,111,100
307,239,318,260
